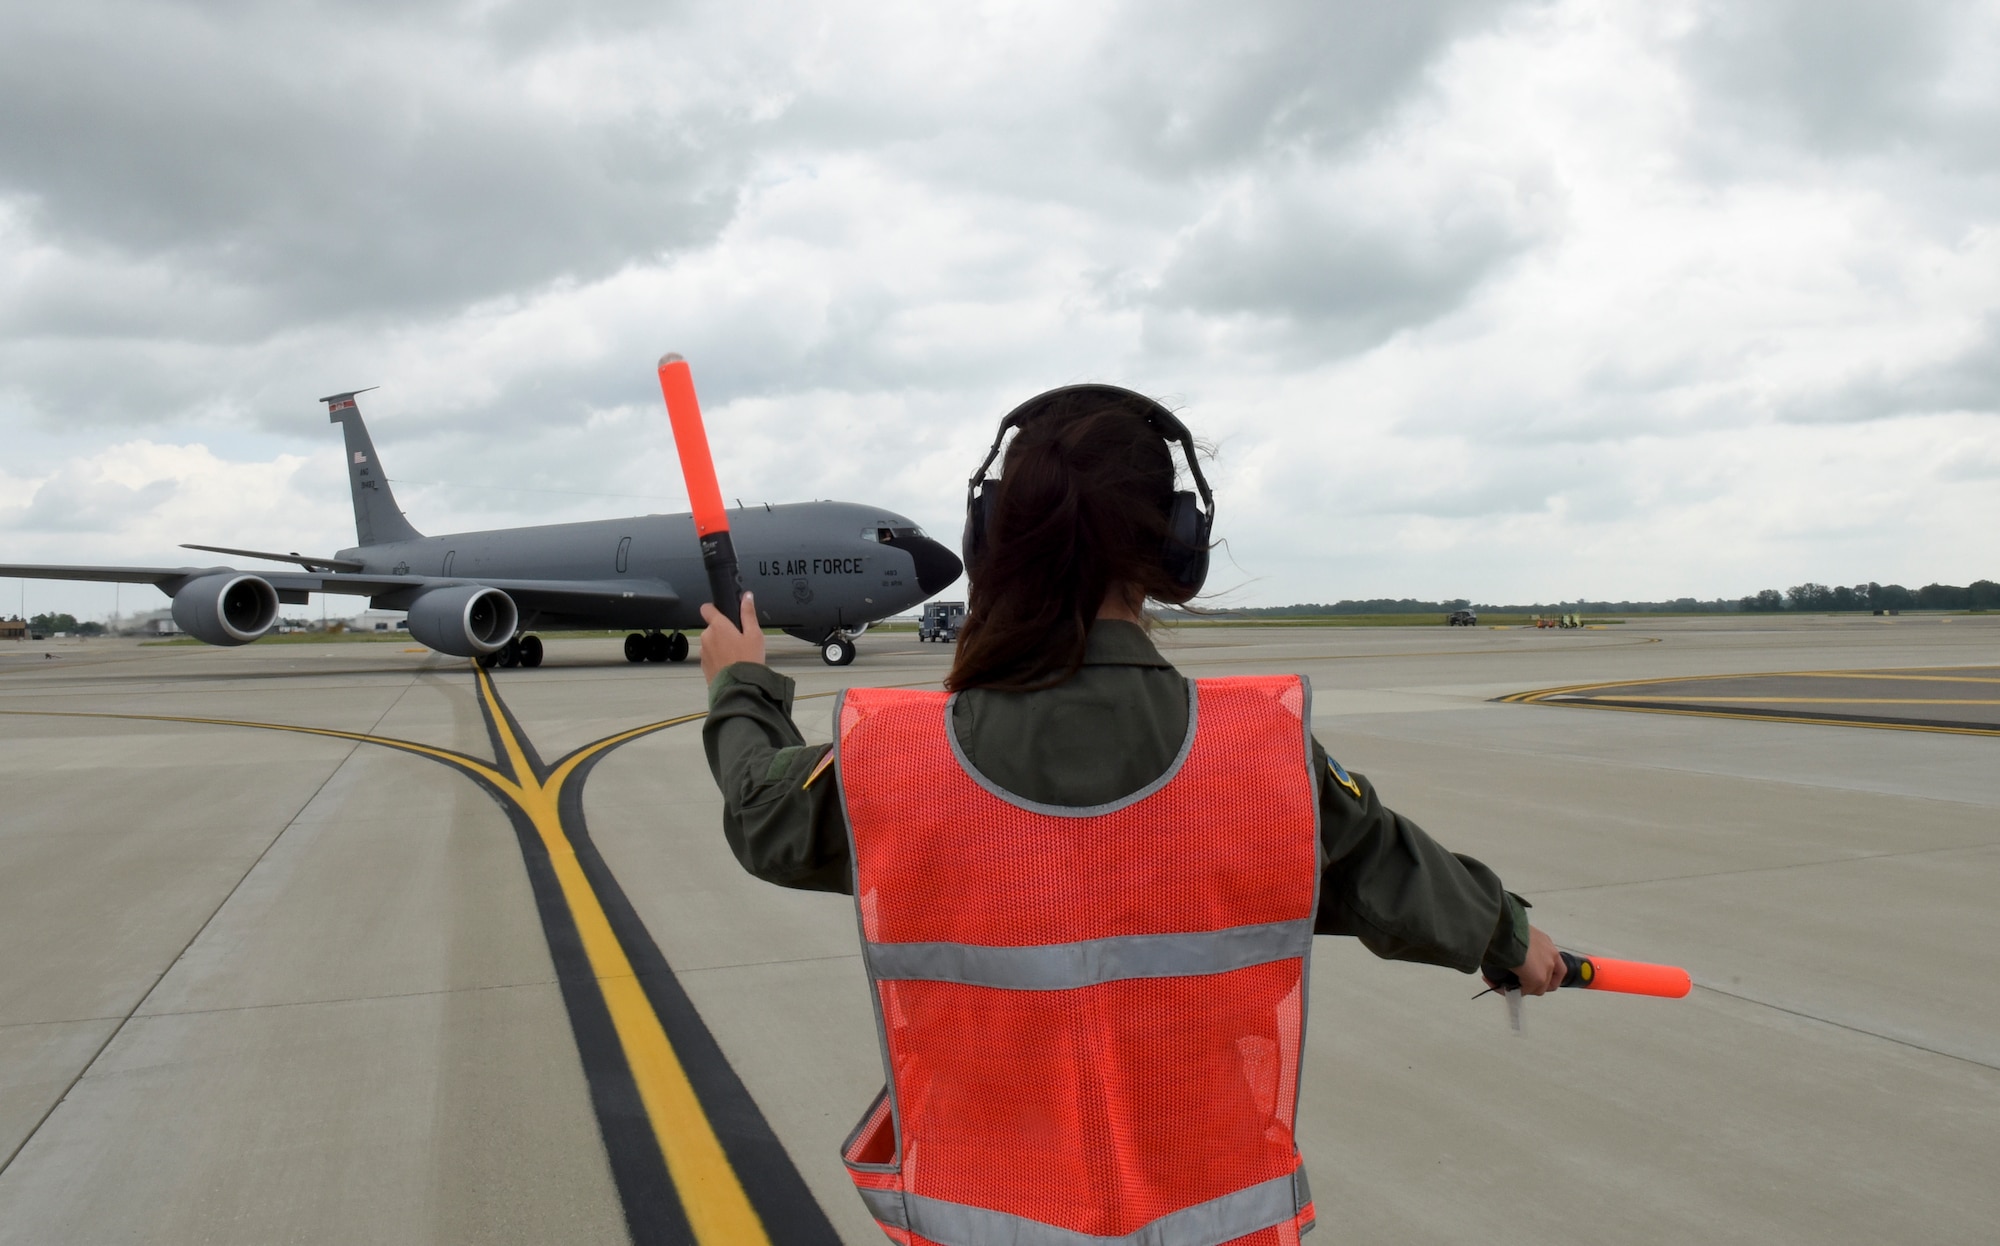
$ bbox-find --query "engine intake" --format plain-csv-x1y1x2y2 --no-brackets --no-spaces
171,573,280,646
405,585,517,657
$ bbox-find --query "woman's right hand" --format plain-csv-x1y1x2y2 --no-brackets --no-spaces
698,591,765,683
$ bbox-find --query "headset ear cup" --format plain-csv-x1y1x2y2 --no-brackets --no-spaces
1158,490,1210,603
962,480,996,573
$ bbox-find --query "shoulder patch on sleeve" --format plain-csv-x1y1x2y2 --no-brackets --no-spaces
1326,755,1362,800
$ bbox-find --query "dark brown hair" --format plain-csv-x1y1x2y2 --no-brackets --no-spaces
946,390,1192,692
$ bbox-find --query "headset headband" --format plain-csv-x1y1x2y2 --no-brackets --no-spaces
964,383,1213,513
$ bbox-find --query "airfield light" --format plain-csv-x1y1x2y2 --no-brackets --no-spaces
656,354,745,618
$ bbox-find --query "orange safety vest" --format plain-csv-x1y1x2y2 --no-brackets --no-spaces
835,675,1320,1246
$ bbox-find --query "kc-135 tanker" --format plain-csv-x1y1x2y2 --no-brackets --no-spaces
1,391,963,667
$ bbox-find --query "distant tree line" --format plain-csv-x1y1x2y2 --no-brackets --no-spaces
1218,596,1743,617
1739,581,2000,612
28,612,105,636
1201,579,1999,617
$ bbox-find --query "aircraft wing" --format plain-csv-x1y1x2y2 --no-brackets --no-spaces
2,562,678,613
0,562,419,598
0,563,216,587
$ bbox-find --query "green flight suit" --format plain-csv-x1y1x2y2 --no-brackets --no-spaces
703,619,1531,974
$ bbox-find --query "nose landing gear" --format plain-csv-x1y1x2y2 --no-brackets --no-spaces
820,633,857,666
625,630,690,663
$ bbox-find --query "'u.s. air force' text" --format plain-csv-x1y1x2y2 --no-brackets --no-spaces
757,558,866,576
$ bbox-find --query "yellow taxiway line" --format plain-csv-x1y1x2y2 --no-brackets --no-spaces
1497,668,2000,738
1607,696,2000,706
1497,664,2000,703
469,669,770,1246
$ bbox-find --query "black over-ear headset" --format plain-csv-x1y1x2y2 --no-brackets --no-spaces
962,383,1214,603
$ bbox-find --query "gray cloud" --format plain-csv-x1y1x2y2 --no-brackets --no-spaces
4,470,174,535
1092,0,1542,177
0,3,745,336
1780,314,2000,423
1143,166,1548,354
1680,0,2000,184
1683,1,1955,151
0,0,1555,436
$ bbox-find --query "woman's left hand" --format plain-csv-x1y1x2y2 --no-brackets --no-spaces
1510,925,1566,995
699,591,765,682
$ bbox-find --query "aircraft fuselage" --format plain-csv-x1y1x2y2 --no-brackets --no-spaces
347,501,956,639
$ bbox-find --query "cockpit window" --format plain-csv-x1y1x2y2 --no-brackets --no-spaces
865,526,927,542
860,528,880,541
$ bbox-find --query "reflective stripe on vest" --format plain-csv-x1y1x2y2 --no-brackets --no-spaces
836,675,1321,1246
857,1169,1315,1246
865,917,1315,991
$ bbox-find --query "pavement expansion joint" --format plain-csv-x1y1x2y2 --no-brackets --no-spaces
673,952,866,977
1533,840,2000,897
0,675,414,1183
1691,983,2000,1074
128,977,567,1021
0,665,842,1245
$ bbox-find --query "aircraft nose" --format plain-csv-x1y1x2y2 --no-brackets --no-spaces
896,533,963,596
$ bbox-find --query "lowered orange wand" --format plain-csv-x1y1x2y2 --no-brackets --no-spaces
656,354,745,617
1560,953,1691,998
1484,951,1691,1031
1486,950,1691,998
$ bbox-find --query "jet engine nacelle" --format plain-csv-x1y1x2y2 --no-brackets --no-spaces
405,585,518,657
171,572,280,646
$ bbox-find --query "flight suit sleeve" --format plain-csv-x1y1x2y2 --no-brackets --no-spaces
1311,739,1531,974
700,662,854,894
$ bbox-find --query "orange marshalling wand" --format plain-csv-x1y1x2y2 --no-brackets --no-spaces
1485,951,1692,1000
1484,950,1689,1032
1566,954,1691,998
656,354,744,616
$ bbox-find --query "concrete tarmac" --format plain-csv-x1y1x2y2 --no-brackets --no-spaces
0,615,1994,1243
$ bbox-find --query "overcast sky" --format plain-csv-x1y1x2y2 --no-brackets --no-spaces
5,0,1999,620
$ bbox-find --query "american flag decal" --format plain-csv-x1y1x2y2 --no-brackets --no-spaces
329,397,356,413
352,452,368,464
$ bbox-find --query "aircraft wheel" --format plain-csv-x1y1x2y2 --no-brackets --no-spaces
666,631,690,662
821,635,855,666
624,633,646,663
518,635,544,668
476,649,500,669
645,631,671,662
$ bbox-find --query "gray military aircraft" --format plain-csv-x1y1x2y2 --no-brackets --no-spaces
2,391,962,667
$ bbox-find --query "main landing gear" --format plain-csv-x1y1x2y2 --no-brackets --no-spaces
820,633,857,667
624,630,689,664
478,634,544,669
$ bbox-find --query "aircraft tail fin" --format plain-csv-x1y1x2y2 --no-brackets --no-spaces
322,389,422,547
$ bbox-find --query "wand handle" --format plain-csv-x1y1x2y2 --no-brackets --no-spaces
656,354,745,617
1486,951,1691,999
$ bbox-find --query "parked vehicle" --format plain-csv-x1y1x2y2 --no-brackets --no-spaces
1446,609,1478,626
918,601,966,642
